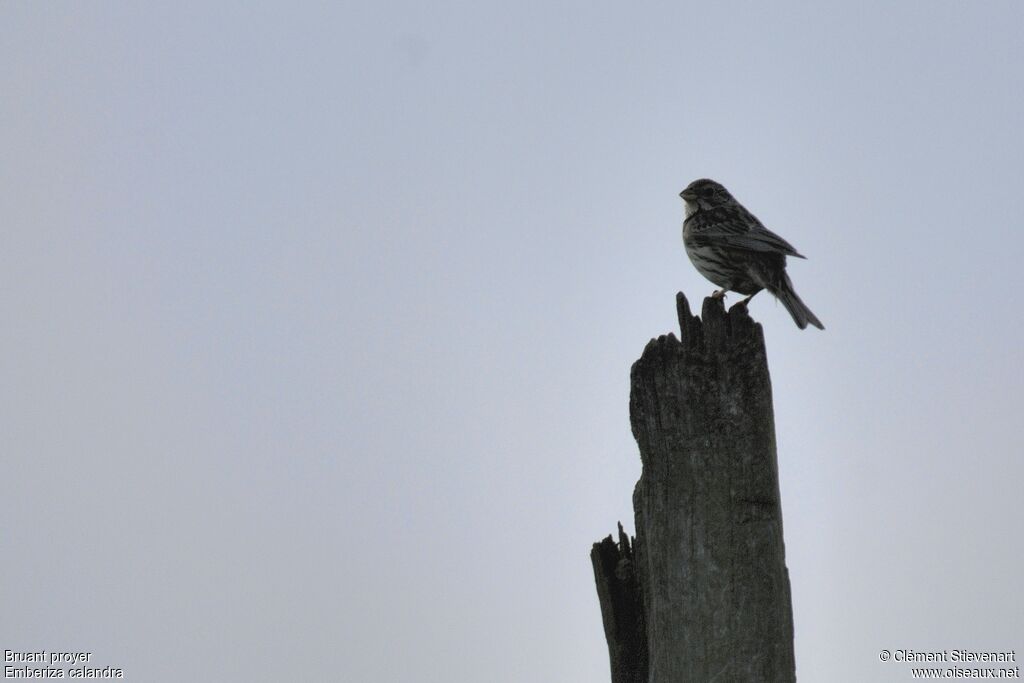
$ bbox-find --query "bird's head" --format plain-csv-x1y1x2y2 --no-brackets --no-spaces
680,178,734,215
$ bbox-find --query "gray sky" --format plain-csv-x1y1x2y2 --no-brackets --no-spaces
2,2,1022,681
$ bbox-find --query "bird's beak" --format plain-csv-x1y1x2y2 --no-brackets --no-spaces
680,189,696,201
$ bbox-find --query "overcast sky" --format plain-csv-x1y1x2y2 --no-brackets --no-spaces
2,3,1022,682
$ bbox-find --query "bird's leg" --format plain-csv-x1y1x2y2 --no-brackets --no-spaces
711,289,728,300
738,290,760,307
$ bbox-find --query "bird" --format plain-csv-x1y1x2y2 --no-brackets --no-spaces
680,178,824,330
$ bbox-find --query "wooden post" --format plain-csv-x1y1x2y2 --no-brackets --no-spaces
591,524,647,683
593,293,796,682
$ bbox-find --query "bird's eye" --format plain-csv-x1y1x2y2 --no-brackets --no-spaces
701,187,715,198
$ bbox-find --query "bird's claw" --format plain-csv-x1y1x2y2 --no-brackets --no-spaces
711,290,727,300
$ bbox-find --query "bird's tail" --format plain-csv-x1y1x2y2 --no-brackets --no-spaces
772,273,824,330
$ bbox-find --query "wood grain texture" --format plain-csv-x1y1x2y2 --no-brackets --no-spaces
595,292,795,683
591,523,648,683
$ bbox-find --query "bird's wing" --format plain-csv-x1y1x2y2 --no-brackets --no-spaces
689,208,806,258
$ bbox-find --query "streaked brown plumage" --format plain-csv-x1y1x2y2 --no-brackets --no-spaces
680,178,824,330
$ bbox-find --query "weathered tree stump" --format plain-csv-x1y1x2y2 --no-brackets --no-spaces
592,293,796,683
591,524,647,683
